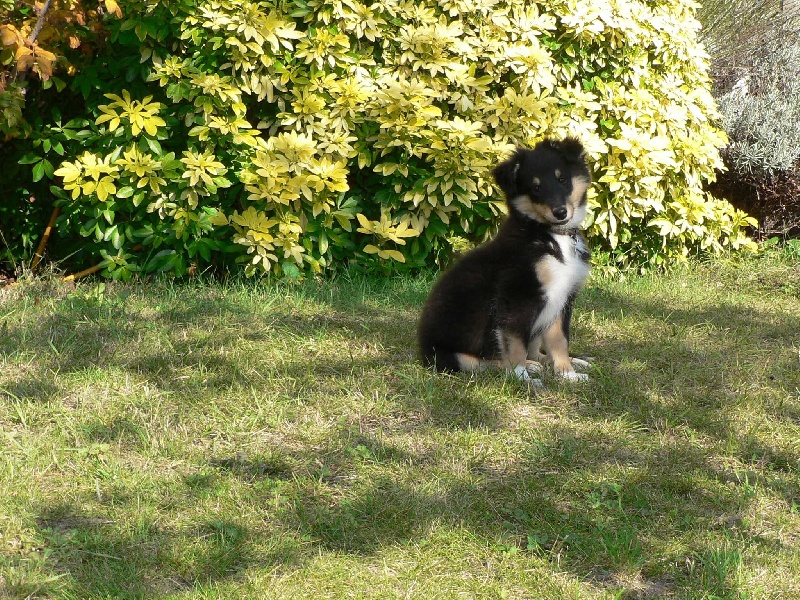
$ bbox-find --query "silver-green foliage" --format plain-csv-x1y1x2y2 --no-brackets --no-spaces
698,0,800,176
716,43,800,176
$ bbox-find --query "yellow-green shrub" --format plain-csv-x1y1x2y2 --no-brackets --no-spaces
41,0,755,278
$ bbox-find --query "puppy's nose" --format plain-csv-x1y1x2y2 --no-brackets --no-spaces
552,206,568,221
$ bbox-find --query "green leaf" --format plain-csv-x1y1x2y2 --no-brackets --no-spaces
49,185,69,200
281,261,302,280
144,137,163,155
32,160,46,182
79,218,97,237
116,186,135,199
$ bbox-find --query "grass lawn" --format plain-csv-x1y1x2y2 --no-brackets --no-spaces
1,248,798,599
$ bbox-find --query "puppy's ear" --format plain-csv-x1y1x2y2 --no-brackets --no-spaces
550,137,587,165
492,150,522,197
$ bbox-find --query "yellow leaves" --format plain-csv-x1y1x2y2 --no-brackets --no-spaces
54,152,119,202
288,89,326,118
338,1,386,41
209,211,229,226
228,206,307,274
483,88,551,130
0,24,57,81
198,2,302,54
375,163,409,178
115,146,167,193
251,8,304,53
295,28,351,69
149,56,191,86
116,145,157,178
311,158,349,193
501,39,555,93
104,0,123,18
0,25,21,47
398,19,473,77
231,206,277,235
53,160,82,184
641,189,759,257
268,130,317,164
363,246,406,262
11,44,56,80
96,91,166,136
180,150,228,188
742,215,759,229
327,75,371,121
230,207,279,271
94,177,117,202
648,217,681,238
509,4,558,38
189,72,243,108
189,114,259,147
356,213,421,263
243,132,347,214
38,0,753,276
373,76,441,119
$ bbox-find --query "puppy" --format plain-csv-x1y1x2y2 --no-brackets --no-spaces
418,137,592,386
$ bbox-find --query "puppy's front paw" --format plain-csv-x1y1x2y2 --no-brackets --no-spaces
524,360,544,374
560,370,589,382
513,364,544,389
570,357,593,372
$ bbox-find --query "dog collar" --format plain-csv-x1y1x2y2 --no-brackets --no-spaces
552,226,581,238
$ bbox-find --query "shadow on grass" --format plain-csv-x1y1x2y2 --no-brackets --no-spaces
0,276,427,396
27,502,252,599
4,273,799,598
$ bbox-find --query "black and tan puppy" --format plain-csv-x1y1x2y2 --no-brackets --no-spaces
418,137,592,386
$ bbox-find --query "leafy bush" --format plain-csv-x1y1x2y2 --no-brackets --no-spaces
0,0,121,271
4,0,755,278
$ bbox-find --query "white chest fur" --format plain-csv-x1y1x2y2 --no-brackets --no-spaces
532,233,590,334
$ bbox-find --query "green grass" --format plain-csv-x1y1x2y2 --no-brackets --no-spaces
1,248,799,599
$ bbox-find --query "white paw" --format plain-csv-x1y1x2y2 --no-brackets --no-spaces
513,365,543,389
524,360,544,374
560,370,589,382
570,357,593,372
513,364,532,380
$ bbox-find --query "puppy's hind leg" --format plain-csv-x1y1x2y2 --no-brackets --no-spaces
426,350,499,375
453,353,492,373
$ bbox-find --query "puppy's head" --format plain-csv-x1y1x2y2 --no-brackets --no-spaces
493,138,591,228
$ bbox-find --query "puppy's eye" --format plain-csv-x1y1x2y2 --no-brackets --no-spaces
532,185,540,193
558,176,567,184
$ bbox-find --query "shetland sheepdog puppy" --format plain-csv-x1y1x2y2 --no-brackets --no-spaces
418,138,593,386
